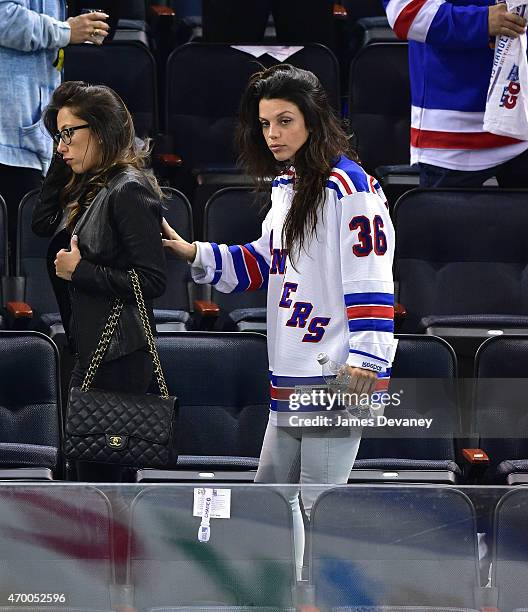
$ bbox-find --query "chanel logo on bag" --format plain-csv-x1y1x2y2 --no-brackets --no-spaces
106,435,127,450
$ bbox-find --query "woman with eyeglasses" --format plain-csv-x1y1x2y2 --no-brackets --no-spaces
32,81,166,480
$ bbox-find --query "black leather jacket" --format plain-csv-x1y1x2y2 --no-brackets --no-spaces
32,163,167,368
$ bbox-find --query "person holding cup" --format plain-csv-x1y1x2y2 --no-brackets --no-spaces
0,1,110,258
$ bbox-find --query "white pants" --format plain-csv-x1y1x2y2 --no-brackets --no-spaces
254,419,362,578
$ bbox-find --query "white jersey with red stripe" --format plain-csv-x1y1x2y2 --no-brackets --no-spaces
383,0,528,171
191,156,397,421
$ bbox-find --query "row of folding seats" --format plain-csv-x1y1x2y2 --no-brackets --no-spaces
0,331,271,481
63,40,340,138
0,483,526,611
2,330,528,486
4,186,528,343
61,39,410,206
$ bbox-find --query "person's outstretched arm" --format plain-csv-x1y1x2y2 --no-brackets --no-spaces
163,208,272,294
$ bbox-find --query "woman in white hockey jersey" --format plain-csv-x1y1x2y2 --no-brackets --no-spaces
162,64,397,577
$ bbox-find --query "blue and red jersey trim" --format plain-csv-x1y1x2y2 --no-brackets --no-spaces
226,243,269,292
345,291,395,333
269,370,391,411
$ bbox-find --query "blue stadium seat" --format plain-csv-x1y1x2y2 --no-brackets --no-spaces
64,40,158,138
137,332,269,482
204,187,270,332
348,41,417,205
166,43,340,176
352,334,462,483
395,189,528,336
0,331,61,480
165,42,340,234
153,187,194,331
0,193,8,328
473,336,528,484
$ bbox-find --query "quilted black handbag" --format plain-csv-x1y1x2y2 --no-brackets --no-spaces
64,269,178,468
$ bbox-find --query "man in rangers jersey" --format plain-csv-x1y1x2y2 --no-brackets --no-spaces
162,65,397,578
383,0,528,186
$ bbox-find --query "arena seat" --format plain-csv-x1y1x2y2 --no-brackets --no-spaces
164,42,340,232
64,41,158,139
347,42,417,206
352,334,462,484
137,332,269,483
203,187,270,332
472,336,528,484
16,188,191,340
0,194,8,328
394,189,528,362
166,42,340,173
0,331,61,480
153,187,195,331
354,16,397,48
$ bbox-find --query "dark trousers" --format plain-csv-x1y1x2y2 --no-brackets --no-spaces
202,0,335,49
0,163,42,269
68,349,153,482
419,146,528,188
69,349,153,393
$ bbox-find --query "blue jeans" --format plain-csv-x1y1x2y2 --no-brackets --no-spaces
419,147,528,187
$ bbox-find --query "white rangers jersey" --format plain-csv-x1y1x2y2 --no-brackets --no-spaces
191,155,397,420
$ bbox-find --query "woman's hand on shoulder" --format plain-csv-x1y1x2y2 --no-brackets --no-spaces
55,235,82,281
161,218,197,262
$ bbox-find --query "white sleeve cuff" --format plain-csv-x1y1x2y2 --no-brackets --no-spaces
190,241,215,285
346,340,399,372
346,352,387,373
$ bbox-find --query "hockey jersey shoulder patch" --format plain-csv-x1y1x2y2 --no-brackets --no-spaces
327,155,375,200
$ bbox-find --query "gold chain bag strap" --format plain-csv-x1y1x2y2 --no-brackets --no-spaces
64,269,178,468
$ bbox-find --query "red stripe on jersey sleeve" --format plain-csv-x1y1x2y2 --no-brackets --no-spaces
270,385,296,401
241,245,264,290
411,128,522,149
393,0,427,39
347,305,395,320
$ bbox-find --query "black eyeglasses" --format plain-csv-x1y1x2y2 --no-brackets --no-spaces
53,124,90,145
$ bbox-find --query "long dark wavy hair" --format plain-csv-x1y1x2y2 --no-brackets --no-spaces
42,81,162,230
236,64,358,260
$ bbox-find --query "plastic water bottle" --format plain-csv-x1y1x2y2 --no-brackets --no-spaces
316,352,352,392
316,352,370,415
